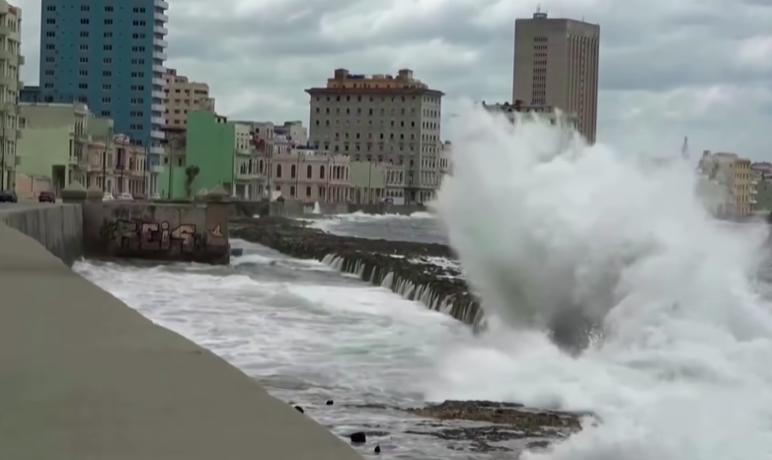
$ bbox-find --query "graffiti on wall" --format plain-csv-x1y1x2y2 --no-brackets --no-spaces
99,219,205,252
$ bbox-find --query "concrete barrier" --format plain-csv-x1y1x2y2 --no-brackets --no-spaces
0,204,364,460
0,203,84,266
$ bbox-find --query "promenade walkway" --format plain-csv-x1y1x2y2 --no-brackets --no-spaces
0,204,363,460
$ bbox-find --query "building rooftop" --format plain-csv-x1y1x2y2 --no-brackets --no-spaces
305,68,443,96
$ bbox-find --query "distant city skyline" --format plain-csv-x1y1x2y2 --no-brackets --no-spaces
9,0,772,160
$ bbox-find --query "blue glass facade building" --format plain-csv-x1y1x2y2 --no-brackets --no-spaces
38,0,168,165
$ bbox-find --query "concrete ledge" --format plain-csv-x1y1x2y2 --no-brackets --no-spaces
0,210,363,459
0,203,84,267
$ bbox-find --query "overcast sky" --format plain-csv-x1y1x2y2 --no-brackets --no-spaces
14,0,772,160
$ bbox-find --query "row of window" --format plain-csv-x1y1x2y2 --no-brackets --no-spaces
45,5,148,13
274,164,347,180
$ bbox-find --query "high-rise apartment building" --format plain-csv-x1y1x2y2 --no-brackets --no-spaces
38,0,168,194
513,12,600,143
163,68,214,128
306,68,443,204
0,1,22,190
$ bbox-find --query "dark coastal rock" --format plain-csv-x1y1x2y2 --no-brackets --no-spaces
349,432,367,444
294,405,304,413
229,216,482,326
403,400,589,453
326,400,334,405
406,400,584,431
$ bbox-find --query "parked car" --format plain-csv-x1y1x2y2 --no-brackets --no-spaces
102,192,115,201
0,190,17,202
38,191,55,203
117,192,133,201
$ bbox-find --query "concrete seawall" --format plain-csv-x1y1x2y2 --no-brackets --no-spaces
0,203,84,266
0,204,363,460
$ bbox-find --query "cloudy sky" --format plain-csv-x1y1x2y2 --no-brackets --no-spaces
14,0,772,160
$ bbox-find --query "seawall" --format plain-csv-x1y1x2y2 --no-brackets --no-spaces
0,204,363,460
0,203,84,266
231,217,483,327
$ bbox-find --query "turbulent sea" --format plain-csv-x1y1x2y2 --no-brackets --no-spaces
76,109,772,460
75,215,484,459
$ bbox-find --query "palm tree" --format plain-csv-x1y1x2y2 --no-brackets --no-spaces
184,165,200,198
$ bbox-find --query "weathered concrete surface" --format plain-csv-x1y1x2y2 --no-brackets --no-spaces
82,201,229,264
230,216,482,325
0,214,363,459
0,203,83,266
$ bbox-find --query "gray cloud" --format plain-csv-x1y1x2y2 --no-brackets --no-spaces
13,0,772,159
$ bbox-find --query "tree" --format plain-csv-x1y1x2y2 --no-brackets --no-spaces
184,165,200,198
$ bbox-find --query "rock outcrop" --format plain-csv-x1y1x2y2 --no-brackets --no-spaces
229,217,482,326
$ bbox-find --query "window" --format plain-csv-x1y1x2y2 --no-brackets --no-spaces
46,18,55,24
104,32,113,38
290,164,296,178
80,19,89,24
103,71,111,77
45,44,55,50
319,165,325,179
79,57,87,63
79,31,88,37
276,164,282,178
306,186,311,197
306,164,312,178
102,84,111,90
78,83,87,89
81,5,90,11
105,19,113,25
104,45,112,51
290,186,295,197
45,32,55,37
105,6,113,12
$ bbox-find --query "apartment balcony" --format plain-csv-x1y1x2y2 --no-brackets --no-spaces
151,103,165,112
153,50,168,61
151,89,165,99
148,145,164,156
154,37,168,48
155,12,169,22
150,164,164,173
155,0,169,8
0,48,15,61
0,24,13,37
236,149,252,156
18,54,23,65
151,116,165,125
153,63,165,74
236,170,263,180
154,25,168,35
0,74,17,87
150,130,165,140
68,156,78,165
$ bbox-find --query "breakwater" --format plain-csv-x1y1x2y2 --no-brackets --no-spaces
230,217,483,326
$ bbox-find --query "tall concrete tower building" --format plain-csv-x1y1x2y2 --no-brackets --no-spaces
513,11,600,143
38,0,168,184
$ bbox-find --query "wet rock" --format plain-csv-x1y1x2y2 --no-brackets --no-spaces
349,432,366,444
406,400,585,432
374,445,381,454
294,405,304,414
326,399,334,405
527,440,551,449
229,217,481,326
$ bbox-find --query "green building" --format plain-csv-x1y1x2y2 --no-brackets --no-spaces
159,111,263,200
16,102,105,194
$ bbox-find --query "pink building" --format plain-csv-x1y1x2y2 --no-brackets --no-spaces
270,149,350,202
86,134,147,196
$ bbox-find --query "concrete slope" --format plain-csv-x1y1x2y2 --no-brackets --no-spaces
0,213,363,459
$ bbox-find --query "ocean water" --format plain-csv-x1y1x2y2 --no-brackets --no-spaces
73,106,772,460
74,239,491,459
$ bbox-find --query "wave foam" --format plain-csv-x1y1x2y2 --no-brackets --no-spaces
430,107,772,460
